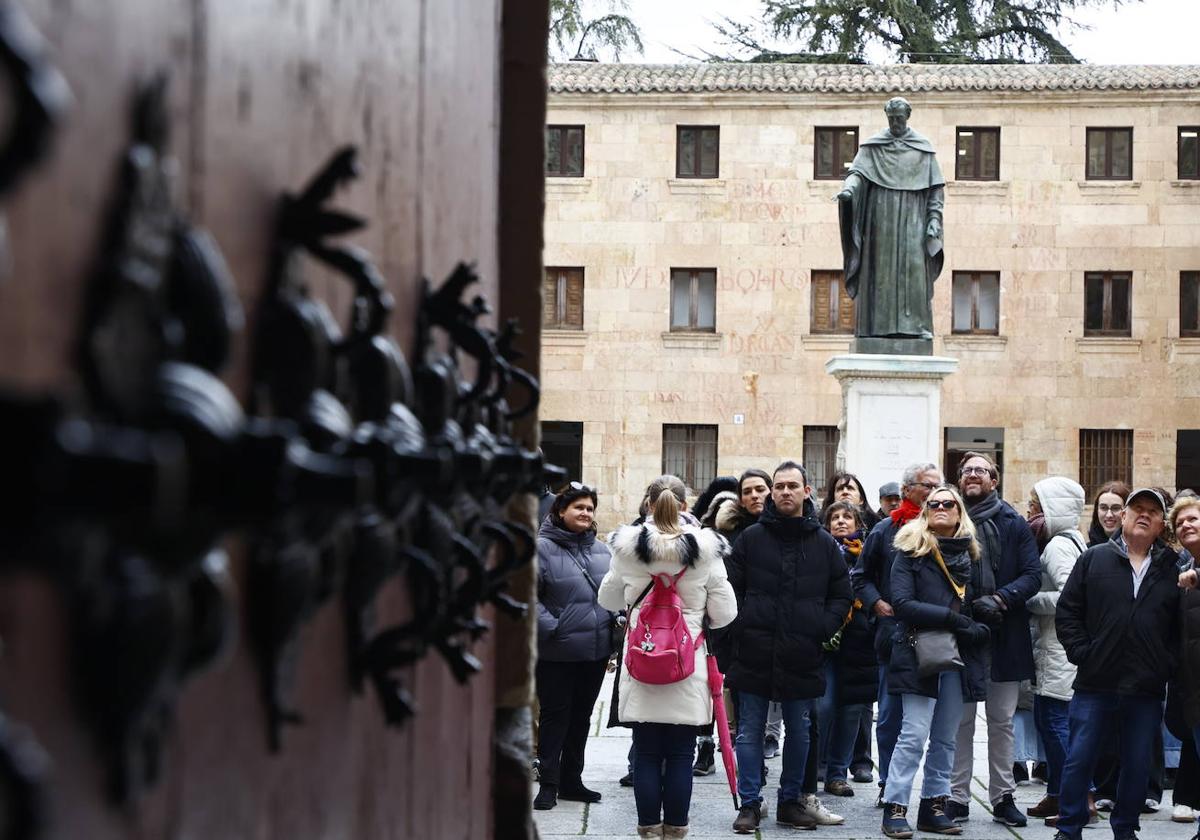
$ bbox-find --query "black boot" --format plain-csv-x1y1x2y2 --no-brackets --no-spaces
917,796,963,835
559,780,601,803
693,739,715,776
534,784,558,810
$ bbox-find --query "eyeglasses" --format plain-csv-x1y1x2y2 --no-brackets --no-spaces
915,481,939,490
1096,504,1124,514
960,466,993,477
926,499,957,510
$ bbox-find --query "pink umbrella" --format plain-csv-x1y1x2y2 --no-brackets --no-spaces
706,647,739,809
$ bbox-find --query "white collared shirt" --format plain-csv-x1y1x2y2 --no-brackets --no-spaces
1130,554,1152,598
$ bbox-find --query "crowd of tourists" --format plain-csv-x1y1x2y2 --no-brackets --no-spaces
532,454,1200,840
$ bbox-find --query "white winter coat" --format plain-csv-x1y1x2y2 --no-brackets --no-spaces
598,522,738,726
1026,476,1087,701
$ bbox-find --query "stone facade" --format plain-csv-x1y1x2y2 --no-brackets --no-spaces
540,63,1200,529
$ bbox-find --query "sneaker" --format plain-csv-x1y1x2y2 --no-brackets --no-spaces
764,734,780,759
1173,804,1197,823
1142,799,1160,813
733,802,761,834
802,793,845,826
853,766,876,783
1014,761,1030,784
917,796,963,835
533,784,557,810
943,800,970,823
558,782,601,803
1094,798,1115,812
1032,761,1048,784
1028,794,1059,818
992,793,1028,827
824,779,855,797
776,799,818,830
882,803,914,838
619,771,634,787
692,739,715,777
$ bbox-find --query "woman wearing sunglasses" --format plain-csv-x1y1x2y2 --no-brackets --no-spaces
534,482,615,811
880,486,991,838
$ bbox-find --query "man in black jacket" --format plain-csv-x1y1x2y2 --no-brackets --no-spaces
946,452,1041,828
726,460,854,834
851,461,941,803
1052,487,1180,840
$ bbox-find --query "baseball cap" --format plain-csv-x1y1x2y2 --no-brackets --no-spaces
879,482,901,498
1126,487,1166,513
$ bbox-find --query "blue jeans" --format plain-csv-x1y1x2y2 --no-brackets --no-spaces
1056,691,1163,839
1033,695,1070,796
817,659,868,781
631,723,696,827
876,664,904,786
737,692,815,807
882,670,963,805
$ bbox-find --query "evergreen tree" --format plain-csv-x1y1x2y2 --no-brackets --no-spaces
549,0,643,62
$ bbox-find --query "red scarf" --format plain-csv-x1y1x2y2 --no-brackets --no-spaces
890,498,922,526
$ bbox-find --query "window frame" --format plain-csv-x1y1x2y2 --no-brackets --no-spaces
951,270,1001,335
669,267,717,333
1182,271,1200,338
813,126,859,181
675,125,720,179
543,266,585,330
1085,127,1133,181
1180,126,1200,180
1083,271,1132,337
1078,428,1133,500
661,424,719,492
801,425,840,501
809,269,855,335
955,126,1001,181
545,125,585,177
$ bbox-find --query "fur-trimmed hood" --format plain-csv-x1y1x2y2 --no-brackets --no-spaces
607,521,729,574
701,490,737,529
714,496,757,535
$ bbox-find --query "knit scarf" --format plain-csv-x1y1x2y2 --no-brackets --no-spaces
835,530,865,562
890,498,922,526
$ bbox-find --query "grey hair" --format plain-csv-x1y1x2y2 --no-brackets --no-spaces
901,462,940,488
884,97,912,117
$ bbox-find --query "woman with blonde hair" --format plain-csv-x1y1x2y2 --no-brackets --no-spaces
880,485,992,838
599,481,738,839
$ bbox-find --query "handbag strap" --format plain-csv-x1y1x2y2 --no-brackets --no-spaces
931,545,967,602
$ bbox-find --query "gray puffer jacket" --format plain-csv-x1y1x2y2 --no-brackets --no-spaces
1027,476,1086,701
537,516,614,662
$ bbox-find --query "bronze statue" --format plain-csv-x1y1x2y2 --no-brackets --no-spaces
836,97,945,354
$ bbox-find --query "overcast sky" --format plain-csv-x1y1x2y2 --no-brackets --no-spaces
599,0,1200,63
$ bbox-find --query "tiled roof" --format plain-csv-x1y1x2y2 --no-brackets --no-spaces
549,63,1200,94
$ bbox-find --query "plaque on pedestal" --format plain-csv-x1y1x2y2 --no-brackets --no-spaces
824,354,959,501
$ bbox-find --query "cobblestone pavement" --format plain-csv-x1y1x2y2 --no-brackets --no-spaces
535,673,1198,839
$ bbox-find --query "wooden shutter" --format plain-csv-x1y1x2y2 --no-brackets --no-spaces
811,272,832,332
564,270,584,328
542,269,559,327
836,280,855,333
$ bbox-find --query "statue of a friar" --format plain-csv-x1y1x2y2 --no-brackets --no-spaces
836,97,945,354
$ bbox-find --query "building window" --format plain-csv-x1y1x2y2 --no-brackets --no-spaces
1180,127,1199,180
944,427,1005,496
1178,430,1200,493
810,270,855,334
956,127,1000,181
545,125,584,177
1079,429,1133,499
669,268,717,332
1084,271,1131,337
676,126,719,178
540,421,584,488
802,425,840,499
814,127,858,180
662,424,718,492
542,267,584,329
951,271,1000,334
1086,127,1132,180
1183,272,1200,338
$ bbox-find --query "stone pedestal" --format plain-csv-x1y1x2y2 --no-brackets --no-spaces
824,354,959,502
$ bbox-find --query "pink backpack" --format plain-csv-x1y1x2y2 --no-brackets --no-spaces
625,569,703,685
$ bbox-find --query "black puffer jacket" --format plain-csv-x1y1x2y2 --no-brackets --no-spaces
724,501,854,700
536,517,614,662
1056,535,1180,700
885,536,990,701
831,533,878,705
